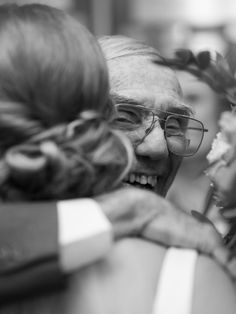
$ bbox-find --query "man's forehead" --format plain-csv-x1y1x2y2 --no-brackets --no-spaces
109,57,182,96
108,55,191,114
111,92,191,116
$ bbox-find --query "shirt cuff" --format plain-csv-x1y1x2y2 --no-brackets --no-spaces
57,198,113,273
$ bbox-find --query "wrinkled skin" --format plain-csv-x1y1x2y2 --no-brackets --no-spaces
96,187,224,257
101,52,230,269
107,55,185,196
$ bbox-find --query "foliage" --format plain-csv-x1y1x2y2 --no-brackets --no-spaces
156,49,236,106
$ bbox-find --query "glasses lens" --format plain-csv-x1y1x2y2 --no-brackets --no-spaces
165,115,204,156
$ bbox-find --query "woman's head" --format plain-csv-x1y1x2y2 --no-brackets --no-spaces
0,4,109,137
0,4,133,200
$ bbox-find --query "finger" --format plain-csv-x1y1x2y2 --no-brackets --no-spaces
191,210,213,225
142,212,220,254
220,208,236,219
175,211,223,253
141,200,223,256
193,223,223,254
113,209,158,239
168,216,223,255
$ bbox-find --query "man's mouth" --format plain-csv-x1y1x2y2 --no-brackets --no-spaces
123,173,158,191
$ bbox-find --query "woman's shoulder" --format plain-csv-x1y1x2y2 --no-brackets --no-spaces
66,238,236,314
68,238,166,314
192,253,236,314
90,239,236,314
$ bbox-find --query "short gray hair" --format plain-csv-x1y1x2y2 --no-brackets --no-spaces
98,35,165,63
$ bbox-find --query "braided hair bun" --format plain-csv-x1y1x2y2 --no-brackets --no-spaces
0,4,133,200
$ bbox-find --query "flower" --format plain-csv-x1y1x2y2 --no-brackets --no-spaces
207,132,231,164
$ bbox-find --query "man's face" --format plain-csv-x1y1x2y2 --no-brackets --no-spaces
108,56,189,196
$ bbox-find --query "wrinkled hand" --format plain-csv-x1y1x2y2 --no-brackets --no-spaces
142,203,224,255
95,187,228,263
95,187,159,239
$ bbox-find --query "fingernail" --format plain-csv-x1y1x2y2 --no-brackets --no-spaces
191,210,211,224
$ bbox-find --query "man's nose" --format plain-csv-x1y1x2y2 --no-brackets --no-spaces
135,125,169,160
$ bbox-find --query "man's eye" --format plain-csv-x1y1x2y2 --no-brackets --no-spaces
166,126,184,136
115,110,142,129
166,117,185,136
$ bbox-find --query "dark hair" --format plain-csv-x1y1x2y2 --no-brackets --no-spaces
0,4,133,200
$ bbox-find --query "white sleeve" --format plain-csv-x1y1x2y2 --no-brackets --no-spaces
57,198,113,273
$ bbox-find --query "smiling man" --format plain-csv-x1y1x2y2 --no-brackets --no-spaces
99,35,206,196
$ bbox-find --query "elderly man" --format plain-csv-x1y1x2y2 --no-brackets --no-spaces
0,36,225,303
98,35,228,256
99,35,188,196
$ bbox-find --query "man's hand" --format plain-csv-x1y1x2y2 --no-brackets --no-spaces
95,187,159,239
143,205,223,254
95,187,227,261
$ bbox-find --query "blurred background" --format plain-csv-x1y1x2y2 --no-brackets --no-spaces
3,0,236,67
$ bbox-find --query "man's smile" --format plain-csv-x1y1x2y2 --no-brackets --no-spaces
123,172,162,192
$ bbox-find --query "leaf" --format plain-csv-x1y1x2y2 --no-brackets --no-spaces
175,49,195,66
215,53,235,86
196,51,211,70
226,94,236,105
216,53,232,74
155,48,236,108
160,49,196,68
226,86,236,105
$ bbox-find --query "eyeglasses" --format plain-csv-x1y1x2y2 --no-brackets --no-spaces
114,104,208,157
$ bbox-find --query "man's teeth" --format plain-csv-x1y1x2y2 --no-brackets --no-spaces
126,174,157,187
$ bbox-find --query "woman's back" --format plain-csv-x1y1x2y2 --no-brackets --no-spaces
68,239,236,314
2,238,235,314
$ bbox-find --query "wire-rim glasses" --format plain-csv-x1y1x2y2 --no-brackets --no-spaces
115,104,208,157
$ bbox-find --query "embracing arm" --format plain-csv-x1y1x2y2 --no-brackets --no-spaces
0,198,113,302
0,201,63,302
0,187,229,302
0,239,235,314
